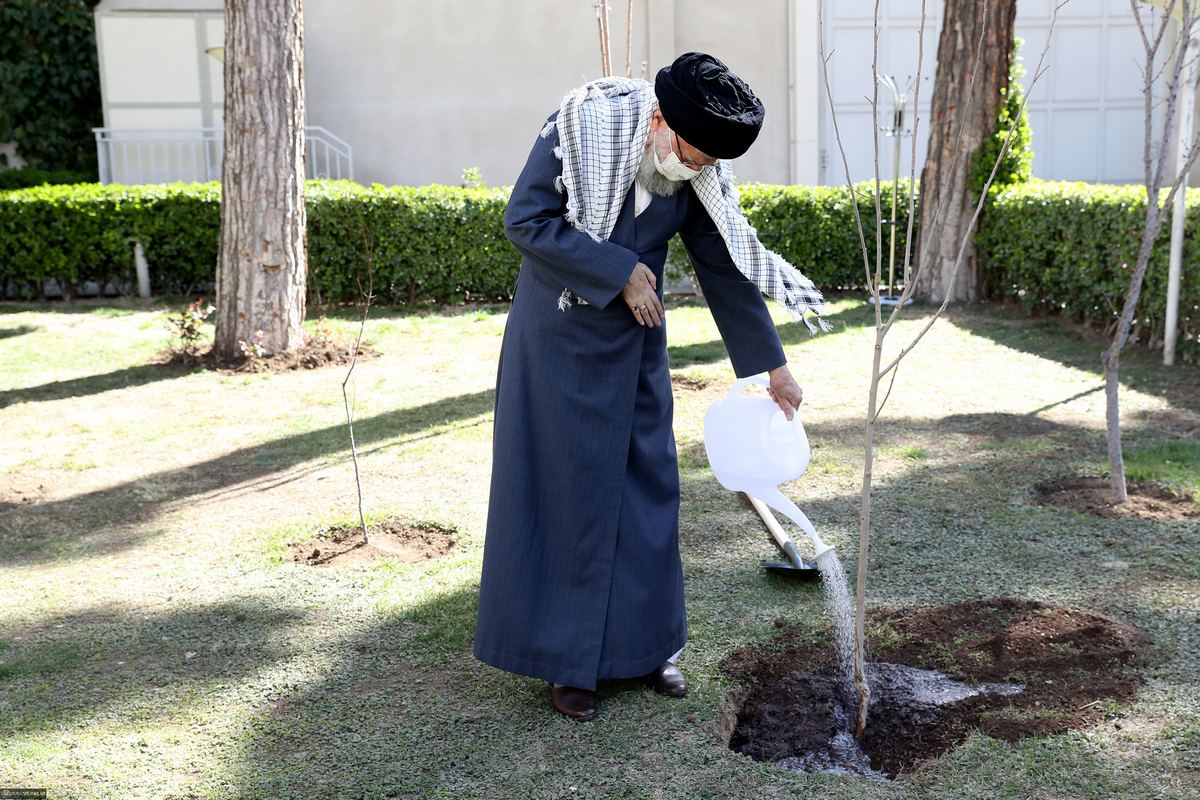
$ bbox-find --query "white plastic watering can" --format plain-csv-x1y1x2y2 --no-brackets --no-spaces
703,375,834,563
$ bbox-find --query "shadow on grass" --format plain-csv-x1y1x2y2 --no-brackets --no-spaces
0,599,302,737
221,584,506,799
224,430,1199,800
0,388,496,564
945,304,1200,417
224,581,759,799
9,411,1176,797
0,324,37,340
667,297,929,370
671,296,1198,417
0,361,200,408
676,409,1200,598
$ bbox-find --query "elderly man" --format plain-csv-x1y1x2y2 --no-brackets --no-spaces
473,53,828,721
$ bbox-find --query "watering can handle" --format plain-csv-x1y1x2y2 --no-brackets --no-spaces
727,374,770,398
727,374,803,426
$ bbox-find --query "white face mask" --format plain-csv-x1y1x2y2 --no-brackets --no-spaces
652,131,703,182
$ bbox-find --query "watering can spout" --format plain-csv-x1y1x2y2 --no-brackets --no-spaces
754,486,835,563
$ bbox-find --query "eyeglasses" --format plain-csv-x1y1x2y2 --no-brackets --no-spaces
670,129,719,169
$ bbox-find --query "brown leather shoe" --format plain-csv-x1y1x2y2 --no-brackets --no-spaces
641,662,687,697
548,683,597,721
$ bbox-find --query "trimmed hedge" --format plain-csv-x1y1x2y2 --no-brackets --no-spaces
0,167,97,191
0,182,220,297
0,181,514,302
977,180,1200,356
739,181,917,291
0,178,1195,358
305,181,515,304
0,179,897,302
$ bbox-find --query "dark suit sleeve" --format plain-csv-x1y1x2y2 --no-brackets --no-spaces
502,115,640,309
678,193,787,378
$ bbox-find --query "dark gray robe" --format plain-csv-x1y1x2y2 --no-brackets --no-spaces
472,115,787,691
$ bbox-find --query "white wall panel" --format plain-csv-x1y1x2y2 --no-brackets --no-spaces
819,1,1163,185
100,16,200,104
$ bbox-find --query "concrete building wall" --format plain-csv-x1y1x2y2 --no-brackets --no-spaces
303,0,630,188
96,0,798,187
303,0,795,187
94,0,223,183
91,0,1192,189
674,0,791,184
95,0,222,131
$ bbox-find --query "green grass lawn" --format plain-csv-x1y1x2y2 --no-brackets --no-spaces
0,295,1197,799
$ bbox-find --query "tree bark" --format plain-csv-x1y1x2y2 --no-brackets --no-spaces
214,0,307,360
914,0,1015,303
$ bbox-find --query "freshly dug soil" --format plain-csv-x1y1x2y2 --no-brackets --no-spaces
289,520,456,567
1035,476,1200,521
719,598,1152,779
165,338,378,374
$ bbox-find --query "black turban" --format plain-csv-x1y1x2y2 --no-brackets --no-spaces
654,52,765,160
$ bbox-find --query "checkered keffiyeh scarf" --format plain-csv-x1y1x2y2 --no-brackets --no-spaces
542,76,832,334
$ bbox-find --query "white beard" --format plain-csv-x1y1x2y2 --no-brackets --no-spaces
634,145,685,198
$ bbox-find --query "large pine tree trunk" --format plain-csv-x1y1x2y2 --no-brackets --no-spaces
214,0,307,360
914,0,1015,303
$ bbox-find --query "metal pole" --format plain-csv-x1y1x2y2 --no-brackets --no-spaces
133,239,151,298
94,129,110,184
1165,33,1198,365
888,121,902,296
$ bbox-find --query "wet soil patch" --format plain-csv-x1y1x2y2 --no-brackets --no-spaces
288,520,456,567
719,598,1152,779
1035,476,1200,521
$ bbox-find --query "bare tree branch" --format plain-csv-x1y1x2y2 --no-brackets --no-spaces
823,0,1066,737
342,216,375,545
878,16,1059,379
817,13,874,289
625,0,633,78
1106,0,1195,502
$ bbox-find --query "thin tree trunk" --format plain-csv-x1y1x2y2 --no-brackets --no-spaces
214,0,307,360
821,0,1062,737
1103,355,1127,502
597,1,612,77
625,0,634,78
914,0,1016,303
854,328,884,738
1105,203,1160,503
1105,0,1200,503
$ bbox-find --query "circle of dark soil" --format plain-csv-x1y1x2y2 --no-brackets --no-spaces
289,520,456,567
165,339,379,374
1035,476,1200,521
718,598,1152,780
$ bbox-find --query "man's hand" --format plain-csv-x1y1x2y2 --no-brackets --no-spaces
622,262,665,327
767,364,804,421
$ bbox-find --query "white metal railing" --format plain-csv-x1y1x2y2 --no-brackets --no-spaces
92,126,354,184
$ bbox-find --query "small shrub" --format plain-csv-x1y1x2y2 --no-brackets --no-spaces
238,330,270,362
165,297,214,364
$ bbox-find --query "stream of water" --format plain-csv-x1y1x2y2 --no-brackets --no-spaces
816,550,861,702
